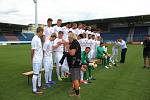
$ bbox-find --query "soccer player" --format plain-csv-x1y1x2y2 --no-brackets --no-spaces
76,23,83,36
78,34,85,51
96,42,108,69
43,34,57,88
81,47,95,83
53,19,62,36
69,23,78,35
31,27,44,94
44,18,54,40
111,41,119,65
62,22,71,41
53,31,65,81
80,47,90,84
91,34,97,59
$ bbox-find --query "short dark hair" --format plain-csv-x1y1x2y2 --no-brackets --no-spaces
36,27,44,33
85,47,91,50
47,18,53,22
66,22,71,24
58,31,64,34
78,34,84,38
51,33,57,38
100,42,104,45
57,19,62,21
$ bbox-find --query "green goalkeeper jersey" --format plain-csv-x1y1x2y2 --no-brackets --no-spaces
96,46,105,59
81,51,89,65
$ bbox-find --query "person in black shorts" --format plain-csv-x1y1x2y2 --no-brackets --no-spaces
59,32,81,97
143,35,150,68
67,32,82,97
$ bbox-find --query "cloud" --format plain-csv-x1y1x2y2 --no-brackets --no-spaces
0,9,19,15
0,0,150,25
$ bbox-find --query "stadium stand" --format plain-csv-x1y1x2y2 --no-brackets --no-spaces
100,27,130,42
0,32,34,41
0,32,34,45
13,32,34,41
0,33,7,41
133,26,149,42
100,27,149,42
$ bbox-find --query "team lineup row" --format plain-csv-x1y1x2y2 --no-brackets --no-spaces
31,18,127,97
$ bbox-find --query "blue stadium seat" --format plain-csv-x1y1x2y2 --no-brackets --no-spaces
133,26,148,42
0,33,7,41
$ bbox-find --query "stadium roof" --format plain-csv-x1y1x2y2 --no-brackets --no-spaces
71,14,150,25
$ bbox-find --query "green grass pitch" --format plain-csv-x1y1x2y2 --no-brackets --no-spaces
0,44,150,100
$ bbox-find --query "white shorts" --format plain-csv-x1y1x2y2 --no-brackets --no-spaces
112,48,118,56
62,58,69,73
33,63,42,75
55,52,63,67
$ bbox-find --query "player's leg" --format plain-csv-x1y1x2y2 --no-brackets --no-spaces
37,63,42,88
44,60,49,84
55,52,63,81
32,63,42,93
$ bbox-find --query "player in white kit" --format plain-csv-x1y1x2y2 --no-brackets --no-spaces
31,27,44,94
44,18,54,40
69,23,78,35
111,41,119,65
53,31,65,81
43,34,57,88
53,19,62,37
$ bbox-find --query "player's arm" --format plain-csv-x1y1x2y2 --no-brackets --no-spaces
52,41,61,49
43,41,48,55
31,49,35,62
31,40,37,62
117,41,123,46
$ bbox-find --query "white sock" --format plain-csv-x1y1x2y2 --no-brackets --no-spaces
61,67,65,77
45,72,49,83
56,66,60,78
80,71,84,80
32,75,37,92
49,69,53,81
38,73,41,87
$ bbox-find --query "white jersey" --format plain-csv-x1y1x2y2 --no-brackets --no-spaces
44,26,54,40
69,28,77,35
91,39,97,50
76,28,85,35
62,26,69,40
87,39,93,48
81,29,85,33
53,25,62,36
96,32,100,37
86,30,92,35
53,38,64,52
43,40,53,58
112,42,119,49
31,35,43,63
82,38,88,50
78,38,85,51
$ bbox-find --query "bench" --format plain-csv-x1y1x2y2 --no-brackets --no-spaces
22,68,45,85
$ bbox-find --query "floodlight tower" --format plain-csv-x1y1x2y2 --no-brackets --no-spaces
33,0,38,30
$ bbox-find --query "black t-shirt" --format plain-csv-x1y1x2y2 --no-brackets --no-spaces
143,39,150,52
67,39,81,68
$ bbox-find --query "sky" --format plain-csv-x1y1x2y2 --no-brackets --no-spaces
0,0,150,25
